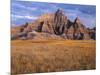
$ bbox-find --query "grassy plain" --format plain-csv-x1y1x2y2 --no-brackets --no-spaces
11,40,96,74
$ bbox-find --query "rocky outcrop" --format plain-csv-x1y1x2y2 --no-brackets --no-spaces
34,9,93,40
11,9,96,40
36,9,67,35
66,17,91,40
88,27,96,40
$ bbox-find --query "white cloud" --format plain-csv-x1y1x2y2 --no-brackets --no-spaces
26,7,37,11
12,3,38,11
12,14,38,20
24,15,38,19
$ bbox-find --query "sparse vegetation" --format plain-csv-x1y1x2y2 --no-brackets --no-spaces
11,40,96,74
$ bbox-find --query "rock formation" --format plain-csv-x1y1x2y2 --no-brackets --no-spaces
35,9,67,35
11,9,96,40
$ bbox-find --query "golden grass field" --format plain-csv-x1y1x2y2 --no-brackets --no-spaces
11,40,96,74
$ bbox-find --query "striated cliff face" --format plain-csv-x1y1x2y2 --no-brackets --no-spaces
35,9,68,35
11,9,95,40
66,17,90,40
34,9,93,40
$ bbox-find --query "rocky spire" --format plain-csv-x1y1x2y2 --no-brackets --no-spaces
53,9,67,35
74,16,81,24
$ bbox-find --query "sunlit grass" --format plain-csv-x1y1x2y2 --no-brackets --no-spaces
11,40,96,74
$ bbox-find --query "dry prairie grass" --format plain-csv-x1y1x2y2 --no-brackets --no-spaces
11,40,96,74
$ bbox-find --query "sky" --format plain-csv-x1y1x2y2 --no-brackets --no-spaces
11,0,96,28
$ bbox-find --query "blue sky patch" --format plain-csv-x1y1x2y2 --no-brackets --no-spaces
11,0,96,28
